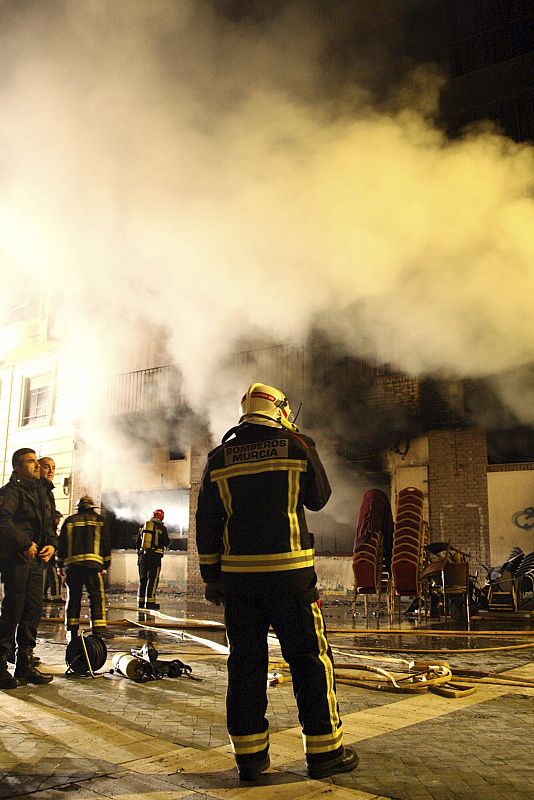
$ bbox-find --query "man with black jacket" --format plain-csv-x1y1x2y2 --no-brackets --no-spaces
0,448,56,689
39,457,63,603
196,383,358,782
57,495,113,639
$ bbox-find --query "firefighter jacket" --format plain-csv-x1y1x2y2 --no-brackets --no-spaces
57,510,111,571
136,518,170,557
0,472,56,562
196,422,331,594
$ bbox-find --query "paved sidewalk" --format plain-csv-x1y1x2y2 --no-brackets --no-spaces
1,594,533,800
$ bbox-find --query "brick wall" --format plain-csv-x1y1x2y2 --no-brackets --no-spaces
186,440,211,596
71,437,101,516
427,428,490,574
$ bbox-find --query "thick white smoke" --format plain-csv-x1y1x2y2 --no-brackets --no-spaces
1,0,534,468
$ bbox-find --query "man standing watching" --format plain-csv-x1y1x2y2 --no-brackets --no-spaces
39,457,63,603
0,448,55,689
196,383,358,782
137,509,169,610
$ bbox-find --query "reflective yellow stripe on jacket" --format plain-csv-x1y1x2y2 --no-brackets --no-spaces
210,458,307,482
65,520,104,566
202,455,312,574
63,553,105,566
221,548,314,573
199,552,221,566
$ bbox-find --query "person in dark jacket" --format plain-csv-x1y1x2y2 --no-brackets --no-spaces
136,509,170,610
57,495,113,639
0,448,56,689
4,457,61,667
39,457,63,603
196,383,358,782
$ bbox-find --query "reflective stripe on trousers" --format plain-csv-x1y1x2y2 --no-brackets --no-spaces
224,590,343,766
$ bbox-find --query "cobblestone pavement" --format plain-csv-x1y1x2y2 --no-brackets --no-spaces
1,593,533,800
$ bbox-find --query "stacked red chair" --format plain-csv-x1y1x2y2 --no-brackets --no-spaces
352,489,394,618
390,487,427,621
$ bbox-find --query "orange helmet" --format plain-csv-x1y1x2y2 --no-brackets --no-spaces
153,509,164,521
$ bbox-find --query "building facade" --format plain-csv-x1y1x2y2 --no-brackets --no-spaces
3,2,534,595
0,296,75,518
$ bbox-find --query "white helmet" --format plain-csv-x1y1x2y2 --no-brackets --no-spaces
239,383,299,432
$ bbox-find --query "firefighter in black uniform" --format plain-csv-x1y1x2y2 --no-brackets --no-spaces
0,448,55,689
39,457,63,603
196,383,358,782
136,509,169,610
58,495,114,639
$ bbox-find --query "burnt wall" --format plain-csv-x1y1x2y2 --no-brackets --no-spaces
186,441,211,596
427,428,490,573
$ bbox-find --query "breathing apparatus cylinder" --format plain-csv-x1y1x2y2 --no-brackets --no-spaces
112,652,145,681
141,529,153,550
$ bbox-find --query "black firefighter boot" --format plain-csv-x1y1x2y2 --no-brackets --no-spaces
0,651,19,690
14,651,53,685
307,746,359,779
6,648,41,666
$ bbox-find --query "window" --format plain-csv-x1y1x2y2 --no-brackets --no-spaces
21,375,52,426
169,449,186,461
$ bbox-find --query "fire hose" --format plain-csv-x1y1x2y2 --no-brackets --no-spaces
268,661,478,697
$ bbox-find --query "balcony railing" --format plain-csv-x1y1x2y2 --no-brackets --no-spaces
105,345,407,418
229,344,308,393
106,365,183,415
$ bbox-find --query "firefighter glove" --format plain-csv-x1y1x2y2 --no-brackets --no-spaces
204,581,224,606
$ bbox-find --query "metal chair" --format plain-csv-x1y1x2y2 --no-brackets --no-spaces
422,557,471,627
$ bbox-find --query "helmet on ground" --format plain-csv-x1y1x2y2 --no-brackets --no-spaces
78,495,96,510
153,509,164,521
239,383,299,432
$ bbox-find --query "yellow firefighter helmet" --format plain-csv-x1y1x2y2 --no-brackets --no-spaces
239,383,299,432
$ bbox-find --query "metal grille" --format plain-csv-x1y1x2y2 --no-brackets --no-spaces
229,344,308,394
106,365,183,415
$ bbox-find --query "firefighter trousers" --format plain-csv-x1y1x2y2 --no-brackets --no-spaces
224,589,343,769
137,553,163,605
65,568,107,631
0,558,44,657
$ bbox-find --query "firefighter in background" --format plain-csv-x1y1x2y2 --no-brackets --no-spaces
196,383,358,782
137,509,169,610
57,495,114,639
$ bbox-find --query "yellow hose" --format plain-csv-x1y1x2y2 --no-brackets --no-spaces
328,628,534,637
325,641,534,654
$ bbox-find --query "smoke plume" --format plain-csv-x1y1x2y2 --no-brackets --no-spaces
1,1,534,528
